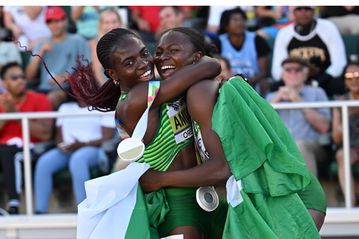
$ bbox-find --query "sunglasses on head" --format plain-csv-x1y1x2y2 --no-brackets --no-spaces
7,74,26,81
283,66,304,73
345,71,359,80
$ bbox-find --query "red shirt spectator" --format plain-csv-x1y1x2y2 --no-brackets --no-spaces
129,6,161,32
0,91,52,144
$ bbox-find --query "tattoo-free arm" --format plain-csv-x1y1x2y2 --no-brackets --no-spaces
120,56,221,133
144,80,231,189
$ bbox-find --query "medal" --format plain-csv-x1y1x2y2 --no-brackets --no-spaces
117,137,145,162
196,186,219,212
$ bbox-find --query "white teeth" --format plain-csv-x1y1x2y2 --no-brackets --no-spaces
140,70,151,78
161,65,175,70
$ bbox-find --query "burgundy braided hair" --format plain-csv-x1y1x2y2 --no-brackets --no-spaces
18,28,141,112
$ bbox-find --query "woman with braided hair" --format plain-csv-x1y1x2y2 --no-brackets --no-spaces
62,28,228,238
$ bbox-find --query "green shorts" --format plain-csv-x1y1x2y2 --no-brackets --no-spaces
157,188,228,238
298,173,327,213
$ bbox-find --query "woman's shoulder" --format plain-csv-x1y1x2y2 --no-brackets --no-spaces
187,79,220,96
187,80,220,108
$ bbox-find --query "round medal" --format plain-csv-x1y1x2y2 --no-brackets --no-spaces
196,186,219,212
117,137,145,162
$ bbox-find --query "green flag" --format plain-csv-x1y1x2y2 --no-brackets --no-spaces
213,77,320,238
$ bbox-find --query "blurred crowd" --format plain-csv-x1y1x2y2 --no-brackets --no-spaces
0,5,358,215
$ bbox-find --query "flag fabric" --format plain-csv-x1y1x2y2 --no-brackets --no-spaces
77,162,178,239
212,77,320,238
77,162,153,239
77,76,320,239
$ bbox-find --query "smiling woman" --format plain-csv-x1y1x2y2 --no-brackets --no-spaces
52,28,223,238
139,27,324,238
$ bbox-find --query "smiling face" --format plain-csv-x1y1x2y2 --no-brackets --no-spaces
107,36,154,92
155,31,200,79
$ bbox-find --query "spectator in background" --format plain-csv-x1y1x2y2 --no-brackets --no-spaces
34,95,115,214
320,6,359,34
0,6,24,84
156,6,184,40
206,6,234,35
89,7,123,85
214,55,232,82
267,57,331,177
271,6,347,98
71,6,103,41
205,6,256,36
255,6,294,40
332,61,359,206
3,6,51,50
0,62,53,214
128,6,161,42
26,6,91,109
0,28,22,70
216,7,270,95
129,6,196,43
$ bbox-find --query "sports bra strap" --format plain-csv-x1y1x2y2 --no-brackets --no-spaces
115,81,160,139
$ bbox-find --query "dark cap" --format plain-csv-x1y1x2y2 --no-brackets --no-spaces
281,56,310,67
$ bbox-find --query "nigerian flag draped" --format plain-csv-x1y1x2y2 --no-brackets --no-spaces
213,77,320,238
77,162,160,239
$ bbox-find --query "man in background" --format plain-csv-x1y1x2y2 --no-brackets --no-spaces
267,57,331,177
0,62,52,214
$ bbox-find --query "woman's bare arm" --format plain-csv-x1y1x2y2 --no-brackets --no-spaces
140,80,231,192
118,56,221,134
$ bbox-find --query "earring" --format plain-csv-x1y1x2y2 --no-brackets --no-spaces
113,80,120,87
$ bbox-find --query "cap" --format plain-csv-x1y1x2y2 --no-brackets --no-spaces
281,56,310,67
45,6,66,22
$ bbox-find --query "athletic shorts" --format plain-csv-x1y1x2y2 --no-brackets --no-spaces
156,187,228,238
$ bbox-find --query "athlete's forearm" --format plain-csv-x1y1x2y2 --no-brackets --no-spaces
153,56,220,107
160,159,230,188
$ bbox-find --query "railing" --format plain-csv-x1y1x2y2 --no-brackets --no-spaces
272,100,359,209
0,101,359,235
0,111,114,215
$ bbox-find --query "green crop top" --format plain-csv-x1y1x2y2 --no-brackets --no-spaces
115,84,193,171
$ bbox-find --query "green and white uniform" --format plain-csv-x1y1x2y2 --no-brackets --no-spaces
116,84,224,238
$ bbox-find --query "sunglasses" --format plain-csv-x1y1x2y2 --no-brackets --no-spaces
283,67,304,73
345,72,359,80
295,7,314,11
6,74,26,81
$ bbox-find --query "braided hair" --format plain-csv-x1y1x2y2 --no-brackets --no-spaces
67,28,141,112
